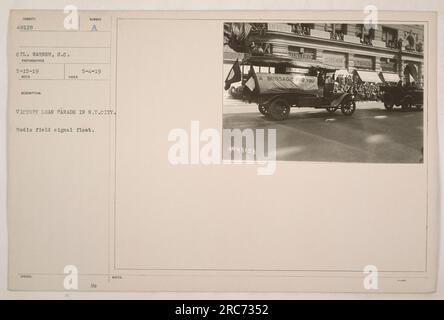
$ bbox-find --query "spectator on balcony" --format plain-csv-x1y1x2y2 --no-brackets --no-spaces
387,39,396,49
249,41,263,55
249,42,271,55
293,24,303,35
332,31,344,40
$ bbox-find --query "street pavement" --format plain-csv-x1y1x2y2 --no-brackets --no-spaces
223,100,423,163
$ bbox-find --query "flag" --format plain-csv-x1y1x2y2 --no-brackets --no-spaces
224,23,252,52
232,23,252,41
224,59,242,90
244,76,256,91
243,65,259,102
244,65,258,93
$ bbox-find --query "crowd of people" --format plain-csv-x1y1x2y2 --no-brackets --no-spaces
290,24,345,41
332,74,382,101
290,24,311,36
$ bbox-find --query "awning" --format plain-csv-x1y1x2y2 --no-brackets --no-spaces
290,60,337,72
355,70,382,83
381,72,400,83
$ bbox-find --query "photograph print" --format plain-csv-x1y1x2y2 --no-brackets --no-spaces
223,22,425,163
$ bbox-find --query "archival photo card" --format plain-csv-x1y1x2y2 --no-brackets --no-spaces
6,10,438,293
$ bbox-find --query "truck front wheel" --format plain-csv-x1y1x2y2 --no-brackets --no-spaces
269,99,290,121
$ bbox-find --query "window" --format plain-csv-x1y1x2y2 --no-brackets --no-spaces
382,27,398,49
335,24,347,33
324,24,333,32
356,24,375,45
290,23,313,36
300,23,314,35
301,23,314,29
322,24,346,40
333,24,346,40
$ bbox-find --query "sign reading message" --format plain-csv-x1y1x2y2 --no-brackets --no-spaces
288,46,316,60
256,73,318,93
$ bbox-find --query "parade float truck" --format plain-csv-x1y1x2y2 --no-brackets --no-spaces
225,55,356,121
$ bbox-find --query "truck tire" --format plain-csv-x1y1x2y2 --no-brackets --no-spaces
401,101,412,111
383,95,394,110
340,100,356,116
384,103,394,110
401,96,412,111
258,104,269,116
269,98,290,121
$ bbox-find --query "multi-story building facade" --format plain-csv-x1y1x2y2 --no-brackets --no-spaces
224,23,424,85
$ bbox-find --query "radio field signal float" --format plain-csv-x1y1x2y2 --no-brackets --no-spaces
225,54,356,121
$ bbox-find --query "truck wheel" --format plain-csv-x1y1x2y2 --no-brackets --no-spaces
283,106,291,119
415,104,423,111
401,101,412,111
258,104,269,116
341,100,356,116
383,95,394,110
384,103,394,110
269,99,290,121
326,107,338,113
